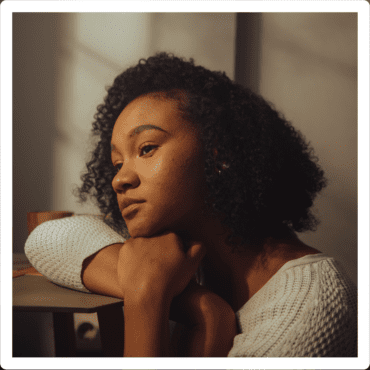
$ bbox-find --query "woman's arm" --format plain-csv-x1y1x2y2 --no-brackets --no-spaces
123,292,172,357
24,215,126,293
122,282,238,357
123,281,237,357
81,242,125,299
25,214,236,356
170,280,237,357
116,234,237,357
82,244,204,322
83,247,237,356
83,241,237,356
171,316,237,357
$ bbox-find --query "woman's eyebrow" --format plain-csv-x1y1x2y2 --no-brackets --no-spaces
111,124,168,153
129,124,167,138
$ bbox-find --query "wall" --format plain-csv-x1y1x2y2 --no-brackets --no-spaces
258,13,358,286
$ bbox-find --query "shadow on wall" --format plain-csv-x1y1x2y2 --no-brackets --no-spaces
13,14,71,254
12,14,71,357
234,13,262,94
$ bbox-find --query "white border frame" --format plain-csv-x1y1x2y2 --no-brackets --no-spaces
1,1,369,369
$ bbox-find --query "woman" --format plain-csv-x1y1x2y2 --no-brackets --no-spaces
25,52,357,357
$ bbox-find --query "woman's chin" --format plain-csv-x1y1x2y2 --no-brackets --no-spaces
125,220,164,239
124,211,193,239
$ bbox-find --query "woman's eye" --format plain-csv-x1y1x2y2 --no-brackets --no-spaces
140,145,157,156
113,146,157,173
114,163,122,172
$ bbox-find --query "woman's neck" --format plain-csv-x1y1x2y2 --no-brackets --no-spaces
194,223,319,312
177,210,319,312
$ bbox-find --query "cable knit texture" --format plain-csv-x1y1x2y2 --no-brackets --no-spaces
228,254,358,357
24,215,127,292
24,215,357,356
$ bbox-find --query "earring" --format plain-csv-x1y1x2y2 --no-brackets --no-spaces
215,162,229,175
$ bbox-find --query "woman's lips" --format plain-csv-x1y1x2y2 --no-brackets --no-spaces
121,202,143,218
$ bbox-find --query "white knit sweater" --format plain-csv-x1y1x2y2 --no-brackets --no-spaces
24,215,357,357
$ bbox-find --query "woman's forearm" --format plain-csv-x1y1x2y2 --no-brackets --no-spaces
123,294,171,357
171,280,237,357
82,246,208,326
81,243,125,299
82,243,236,357
172,303,237,357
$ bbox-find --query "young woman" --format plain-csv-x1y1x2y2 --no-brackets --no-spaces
25,52,357,357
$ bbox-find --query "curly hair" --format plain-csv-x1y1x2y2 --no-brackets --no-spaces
74,52,328,253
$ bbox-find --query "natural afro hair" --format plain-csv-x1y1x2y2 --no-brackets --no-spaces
74,52,328,253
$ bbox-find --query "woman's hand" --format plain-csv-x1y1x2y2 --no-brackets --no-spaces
117,231,206,304
117,232,206,356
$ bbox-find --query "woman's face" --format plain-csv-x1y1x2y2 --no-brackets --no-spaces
111,93,207,238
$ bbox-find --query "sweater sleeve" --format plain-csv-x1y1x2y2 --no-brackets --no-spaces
228,257,357,357
24,215,127,293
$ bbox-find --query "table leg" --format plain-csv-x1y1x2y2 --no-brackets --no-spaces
97,305,124,357
53,312,76,357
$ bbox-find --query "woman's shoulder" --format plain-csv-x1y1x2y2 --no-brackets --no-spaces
269,248,357,307
229,251,357,356
276,249,356,293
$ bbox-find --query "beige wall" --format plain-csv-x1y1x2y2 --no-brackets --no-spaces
259,13,357,286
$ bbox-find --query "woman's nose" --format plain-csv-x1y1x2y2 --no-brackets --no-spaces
112,165,140,193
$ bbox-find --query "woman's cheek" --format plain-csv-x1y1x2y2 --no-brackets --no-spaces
149,157,163,176
140,155,164,178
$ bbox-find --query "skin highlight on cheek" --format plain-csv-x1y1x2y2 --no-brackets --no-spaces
151,160,162,175
146,158,163,177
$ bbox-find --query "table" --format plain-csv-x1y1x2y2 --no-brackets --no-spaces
13,275,124,357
